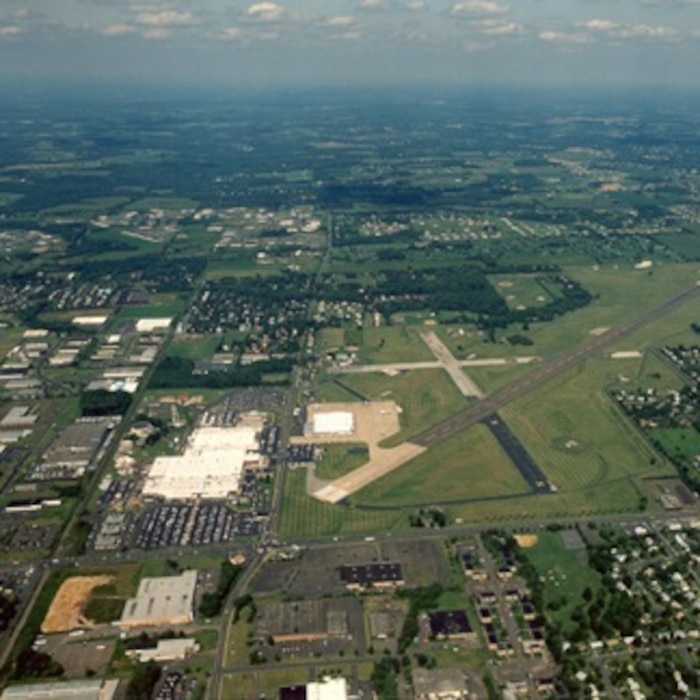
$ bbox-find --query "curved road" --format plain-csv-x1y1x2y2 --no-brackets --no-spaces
413,283,700,448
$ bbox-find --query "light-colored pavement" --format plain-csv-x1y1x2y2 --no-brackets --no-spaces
292,401,427,504
420,330,485,398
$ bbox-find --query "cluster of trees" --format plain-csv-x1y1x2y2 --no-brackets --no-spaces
408,508,447,529
80,389,132,416
125,661,161,700
198,561,242,618
12,648,64,681
150,356,292,390
395,583,443,654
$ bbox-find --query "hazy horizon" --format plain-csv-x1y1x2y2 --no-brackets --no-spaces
3,1,700,89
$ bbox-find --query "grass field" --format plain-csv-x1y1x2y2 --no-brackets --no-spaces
315,443,370,480
354,423,529,507
116,293,187,319
652,427,700,461
489,274,556,311
525,263,700,357
224,619,254,667
520,531,601,634
221,668,312,699
278,469,404,539
356,325,435,364
73,564,140,625
500,359,671,495
315,369,466,447
167,335,222,360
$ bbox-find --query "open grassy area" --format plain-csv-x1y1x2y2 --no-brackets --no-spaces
116,293,187,319
315,443,369,480
354,423,529,507
224,619,254,667
356,325,436,364
500,358,672,495
652,427,700,461
316,369,466,447
221,668,312,699
450,475,662,524
278,469,404,539
489,273,556,311
525,263,700,357
520,530,601,634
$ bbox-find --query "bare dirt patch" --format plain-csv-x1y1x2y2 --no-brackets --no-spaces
514,534,538,548
41,575,113,633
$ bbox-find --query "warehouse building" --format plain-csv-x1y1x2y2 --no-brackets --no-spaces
118,570,197,628
309,411,354,436
142,424,263,500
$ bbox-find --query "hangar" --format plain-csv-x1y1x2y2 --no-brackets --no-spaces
311,411,354,436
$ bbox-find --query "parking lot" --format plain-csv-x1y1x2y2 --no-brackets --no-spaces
134,503,261,549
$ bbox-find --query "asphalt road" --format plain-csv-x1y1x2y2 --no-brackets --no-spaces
412,283,700,448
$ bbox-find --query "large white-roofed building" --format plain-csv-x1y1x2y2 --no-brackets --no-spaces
311,411,354,436
118,570,197,628
142,424,262,500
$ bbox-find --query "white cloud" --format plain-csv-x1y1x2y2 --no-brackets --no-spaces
449,1,509,16
326,16,355,27
246,2,286,22
582,19,618,32
135,10,196,27
620,23,679,38
579,18,680,41
102,24,138,36
142,27,170,40
0,25,22,37
221,26,244,40
472,19,521,36
539,30,589,44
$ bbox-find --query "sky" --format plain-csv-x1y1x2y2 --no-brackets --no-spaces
2,0,700,88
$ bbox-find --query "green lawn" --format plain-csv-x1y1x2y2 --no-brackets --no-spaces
354,423,528,507
316,369,466,447
520,531,601,634
356,325,436,364
489,273,556,311
315,443,369,480
277,469,404,539
652,427,700,461
221,668,313,699
500,358,671,495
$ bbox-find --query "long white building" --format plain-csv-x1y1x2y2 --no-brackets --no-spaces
142,425,262,500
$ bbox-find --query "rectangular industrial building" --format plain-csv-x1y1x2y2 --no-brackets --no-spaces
142,425,262,500
1,679,119,700
339,563,404,590
311,411,354,436
118,570,197,628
